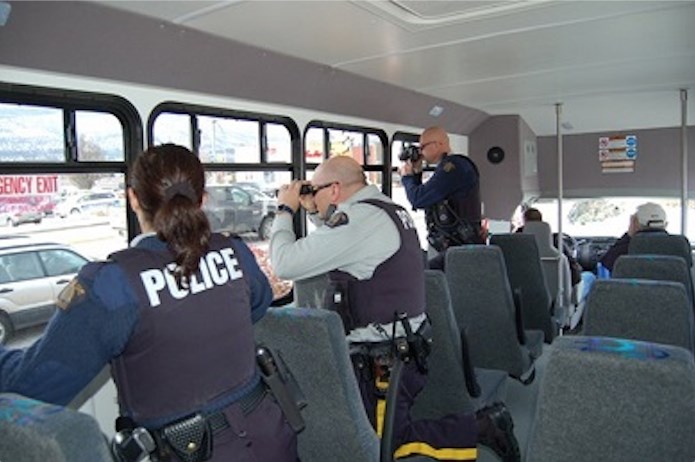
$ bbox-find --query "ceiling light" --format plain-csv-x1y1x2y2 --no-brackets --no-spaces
429,105,444,117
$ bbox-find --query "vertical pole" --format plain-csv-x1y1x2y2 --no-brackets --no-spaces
555,103,564,316
681,89,689,235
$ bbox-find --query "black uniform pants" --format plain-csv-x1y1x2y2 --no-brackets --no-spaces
353,360,478,461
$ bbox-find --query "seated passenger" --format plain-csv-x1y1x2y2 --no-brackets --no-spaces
0,145,298,462
599,202,668,273
515,207,596,302
271,155,519,462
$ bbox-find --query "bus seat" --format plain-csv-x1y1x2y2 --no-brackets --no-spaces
0,393,113,462
582,279,694,352
445,246,542,384
522,222,573,324
414,270,507,421
628,233,692,267
490,234,557,342
613,254,694,309
292,273,330,309
526,336,695,462
254,307,380,461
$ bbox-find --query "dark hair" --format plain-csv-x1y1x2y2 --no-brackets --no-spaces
130,144,211,285
523,207,543,223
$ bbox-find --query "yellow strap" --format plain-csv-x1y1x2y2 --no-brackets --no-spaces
376,398,386,437
394,442,478,461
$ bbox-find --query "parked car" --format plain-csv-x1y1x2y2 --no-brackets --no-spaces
0,206,43,227
0,237,90,344
204,185,277,240
54,191,120,218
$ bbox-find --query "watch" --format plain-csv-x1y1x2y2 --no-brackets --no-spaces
277,204,295,216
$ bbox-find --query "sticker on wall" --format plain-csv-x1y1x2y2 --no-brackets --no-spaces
599,135,637,173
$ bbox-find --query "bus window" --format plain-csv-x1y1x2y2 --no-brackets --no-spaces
0,103,64,163
328,129,364,164
366,134,384,166
199,116,260,164
150,104,300,302
75,111,125,162
304,127,324,164
152,112,192,148
529,197,684,239
266,123,292,163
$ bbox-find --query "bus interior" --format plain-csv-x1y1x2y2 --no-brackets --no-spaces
1,1,695,461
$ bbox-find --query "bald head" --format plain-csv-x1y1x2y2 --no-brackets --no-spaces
420,126,451,163
314,155,366,188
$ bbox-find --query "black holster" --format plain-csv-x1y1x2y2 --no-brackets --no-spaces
257,345,307,434
159,414,212,462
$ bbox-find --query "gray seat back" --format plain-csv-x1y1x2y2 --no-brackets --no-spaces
292,273,330,308
445,245,536,379
0,393,113,462
613,254,694,308
628,233,692,267
490,233,556,342
254,307,379,462
523,222,573,316
583,279,694,351
526,336,695,462
412,270,476,419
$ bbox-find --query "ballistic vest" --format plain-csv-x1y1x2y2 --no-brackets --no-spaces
109,234,255,426
425,154,483,248
328,199,425,330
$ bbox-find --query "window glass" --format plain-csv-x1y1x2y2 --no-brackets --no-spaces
4,252,44,281
266,123,292,163
366,134,384,165
0,103,64,163
38,249,89,277
0,173,128,258
305,127,324,163
75,111,124,162
329,129,364,164
528,197,686,239
199,117,259,164
152,112,191,148
204,171,292,300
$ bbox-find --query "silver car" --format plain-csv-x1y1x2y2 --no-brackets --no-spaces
0,237,90,344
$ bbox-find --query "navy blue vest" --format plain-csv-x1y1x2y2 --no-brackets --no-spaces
329,199,425,330
109,234,254,425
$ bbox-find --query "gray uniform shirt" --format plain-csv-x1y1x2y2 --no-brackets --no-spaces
270,185,425,342
270,185,400,281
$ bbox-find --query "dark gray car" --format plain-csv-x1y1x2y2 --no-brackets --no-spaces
204,185,277,240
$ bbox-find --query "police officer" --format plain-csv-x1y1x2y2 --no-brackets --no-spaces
399,126,483,270
0,145,298,462
271,156,519,461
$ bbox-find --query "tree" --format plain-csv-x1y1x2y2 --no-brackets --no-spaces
69,135,109,190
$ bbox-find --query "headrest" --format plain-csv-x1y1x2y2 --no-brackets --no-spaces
0,393,112,462
636,202,666,229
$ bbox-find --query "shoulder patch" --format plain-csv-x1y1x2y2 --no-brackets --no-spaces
56,279,87,310
443,161,456,173
325,211,350,228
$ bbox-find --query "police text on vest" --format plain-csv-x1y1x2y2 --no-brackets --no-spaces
140,248,243,307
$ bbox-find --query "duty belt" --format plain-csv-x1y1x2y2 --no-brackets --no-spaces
151,381,266,462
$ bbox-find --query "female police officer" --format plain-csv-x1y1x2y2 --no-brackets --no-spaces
0,144,298,461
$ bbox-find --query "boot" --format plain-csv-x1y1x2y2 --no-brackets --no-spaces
475,402,521,462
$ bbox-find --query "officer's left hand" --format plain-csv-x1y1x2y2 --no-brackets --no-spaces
277,181,303,213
